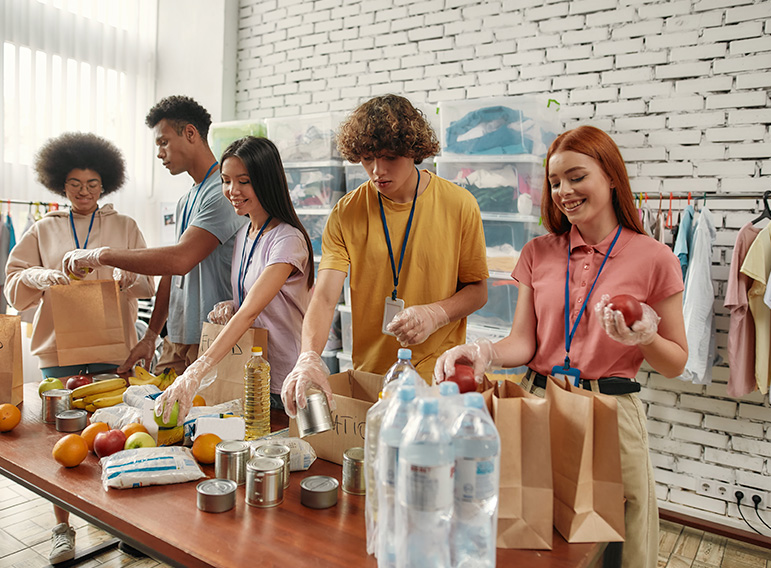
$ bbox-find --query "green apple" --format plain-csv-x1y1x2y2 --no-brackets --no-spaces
38,377,65,398
154,401,179,428
124,432,156,450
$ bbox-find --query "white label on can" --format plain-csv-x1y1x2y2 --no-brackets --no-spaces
404,463,453,511
454,457,496,502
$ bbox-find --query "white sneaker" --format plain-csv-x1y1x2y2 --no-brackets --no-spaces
49,523,76,564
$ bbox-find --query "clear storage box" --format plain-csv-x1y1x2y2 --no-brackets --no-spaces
298,214,327,257
468,275,518,329
267,113,345,161
286,161,345,210
483,219,543,275
209,120,267,162
337,350,353,372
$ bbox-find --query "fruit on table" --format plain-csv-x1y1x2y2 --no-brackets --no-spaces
66,374,93,390
154,401,179,428
81,422,110,452
70,378,127,411
449,363,478,393
38,377,65,398
129,366,178,391
192,433,222,464
124,432,156,450
121,423,149,438
0,403,22,432
93,429,127,459
192,395,206,407
608,294,643,328
53,434,88,467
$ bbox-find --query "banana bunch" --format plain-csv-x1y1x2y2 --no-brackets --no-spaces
70,378,127,412
129,366,178,391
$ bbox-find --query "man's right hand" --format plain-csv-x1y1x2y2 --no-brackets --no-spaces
280,351,334,418
118,330,159,374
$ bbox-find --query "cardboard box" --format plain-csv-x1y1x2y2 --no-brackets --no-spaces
289,370,382,465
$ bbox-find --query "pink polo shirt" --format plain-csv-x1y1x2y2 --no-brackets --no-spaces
513,225,683,381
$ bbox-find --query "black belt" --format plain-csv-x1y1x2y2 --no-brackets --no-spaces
525,369,641,396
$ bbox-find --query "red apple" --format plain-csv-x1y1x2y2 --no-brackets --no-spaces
449,363,478,394
608,294,643,328
66,374,93,390
93,429,127,459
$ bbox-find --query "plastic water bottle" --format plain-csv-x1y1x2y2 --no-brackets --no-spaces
396,397,454,568
377,385,416,567
382,348,417,390
438,381,463,430
243,346,270,440
450,393,500,568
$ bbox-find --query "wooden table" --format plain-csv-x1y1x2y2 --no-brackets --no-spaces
0,384,605,567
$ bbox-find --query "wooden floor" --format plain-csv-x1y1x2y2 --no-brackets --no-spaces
1,475,769,567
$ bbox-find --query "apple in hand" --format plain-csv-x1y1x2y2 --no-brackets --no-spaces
124,432,156,450
38,378,65,398
449,363,478,394
154,401,179,428
608,294,643,328
66,374,93,390
93,429,127,459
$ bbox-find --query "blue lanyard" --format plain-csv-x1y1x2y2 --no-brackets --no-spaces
377,167,420,300
179,162,218,236
562,225,622,369
69,208,97,249
237,216,273,305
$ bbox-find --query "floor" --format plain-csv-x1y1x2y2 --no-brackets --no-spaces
1,475,769,567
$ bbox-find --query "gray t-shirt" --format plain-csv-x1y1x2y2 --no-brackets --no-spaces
168,173,246,345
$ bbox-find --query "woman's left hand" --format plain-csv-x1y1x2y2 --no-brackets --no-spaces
595,294,660,346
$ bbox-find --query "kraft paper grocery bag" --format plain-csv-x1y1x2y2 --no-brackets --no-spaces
492,380,553,550
50,279,132,367
0,315,23,406
196,322,268,406
546,376,625,543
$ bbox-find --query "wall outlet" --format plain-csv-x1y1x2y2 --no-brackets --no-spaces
697,479,771,510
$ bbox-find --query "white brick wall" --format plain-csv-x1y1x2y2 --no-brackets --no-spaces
235,0,770,528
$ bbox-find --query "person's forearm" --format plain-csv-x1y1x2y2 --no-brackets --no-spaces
640,337,688,378
101,246,197,276
434,279,488,322
301,296,339,355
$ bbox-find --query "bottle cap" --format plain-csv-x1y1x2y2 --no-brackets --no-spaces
397,348,412,360
251,346,262,355
419,397,438,415
464,392,485,409
439,381,460,396
397,384,415,402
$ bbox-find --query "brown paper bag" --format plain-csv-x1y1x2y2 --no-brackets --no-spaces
491,380,554,550
546,376,625,543
49,280,132,367
0,315,23,406
196,322,268,406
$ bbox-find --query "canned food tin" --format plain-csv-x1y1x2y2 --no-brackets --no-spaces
92,373,121,382
41,389,73,424
215,441,250,485
255,444,290,489
196,478,237,513
245,457,284,508
342,447,365,495
295,392,334,437
300,475,339,509
55,409,88,432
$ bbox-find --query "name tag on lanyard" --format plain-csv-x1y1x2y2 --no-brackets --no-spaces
382,297,405,335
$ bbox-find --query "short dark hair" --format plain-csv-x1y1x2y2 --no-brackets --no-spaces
34,132,126,196
220,136,315,289
145,95,212,141
336,94,439,164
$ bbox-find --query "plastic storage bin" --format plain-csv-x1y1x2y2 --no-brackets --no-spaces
209,120,267,163
338,304,352,354
298,213,327,257
337,351,353,372
266,112,345,161
483,219,543,275
285,161,345,210
469,275,517,329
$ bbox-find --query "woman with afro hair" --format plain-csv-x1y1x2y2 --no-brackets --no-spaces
4,132,155,564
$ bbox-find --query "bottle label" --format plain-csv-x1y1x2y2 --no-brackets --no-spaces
404,463,453,511
384,445,399,487
455,457,496,502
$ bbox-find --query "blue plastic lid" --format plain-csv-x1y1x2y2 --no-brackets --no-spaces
398,348,412,360
464,392,485,409
418,398,439,415
397,385,416,401
439,382,460,396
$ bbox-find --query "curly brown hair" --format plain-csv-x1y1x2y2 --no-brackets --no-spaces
336,95,440,163
34,132,126,196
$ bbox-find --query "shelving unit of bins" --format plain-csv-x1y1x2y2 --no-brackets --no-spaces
209,119,267,161
266,112,345,162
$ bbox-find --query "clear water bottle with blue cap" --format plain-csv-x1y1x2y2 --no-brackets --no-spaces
382,348,417,390
450,392,500,568
439,380,463,430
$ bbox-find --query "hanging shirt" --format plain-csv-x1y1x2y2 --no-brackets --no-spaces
0,222,9,314
724,223,761,397
679,208,717,385
740,223,771,394
673,205,694,280
5,214,16,252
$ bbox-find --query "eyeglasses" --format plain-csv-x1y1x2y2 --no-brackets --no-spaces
65,180,102,192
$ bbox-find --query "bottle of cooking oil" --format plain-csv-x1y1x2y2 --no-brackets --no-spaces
244,346,270,440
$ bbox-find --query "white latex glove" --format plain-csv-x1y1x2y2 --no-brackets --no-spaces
154,355,215,424
386,303,449,346
280,351,334,419
595,294,660,346
19,267,70,290
117,328,159,374
433,338,498,384
62,246,108,279
113,267,139,291
208,300,236,325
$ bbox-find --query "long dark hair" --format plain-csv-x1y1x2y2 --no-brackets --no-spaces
221,136,315,288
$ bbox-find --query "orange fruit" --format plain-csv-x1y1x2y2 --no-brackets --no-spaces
52,434,88,467
192,395,206,407
121,422,149,438
81,422,110,452
0,404,21,432
191,433,221,464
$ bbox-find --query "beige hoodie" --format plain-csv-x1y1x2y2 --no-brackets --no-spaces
5,204,155,369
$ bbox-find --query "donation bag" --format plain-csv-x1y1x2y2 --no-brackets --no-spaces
197,322,268,406
0,315,23,406
50,280,133,367
546,376,625,543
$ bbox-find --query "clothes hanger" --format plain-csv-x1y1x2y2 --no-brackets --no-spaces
751,191,771,225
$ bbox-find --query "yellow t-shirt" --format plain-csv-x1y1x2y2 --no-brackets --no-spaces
320,171,488,382
740,223,771,394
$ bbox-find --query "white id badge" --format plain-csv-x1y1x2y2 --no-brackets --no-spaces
382,297,405,336
174,274,185,290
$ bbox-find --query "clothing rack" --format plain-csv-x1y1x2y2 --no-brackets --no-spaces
4,199,67,207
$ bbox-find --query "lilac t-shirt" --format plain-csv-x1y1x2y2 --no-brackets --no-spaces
231,222,311,393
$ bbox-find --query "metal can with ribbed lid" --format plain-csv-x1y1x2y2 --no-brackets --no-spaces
55,409,88,432
300,475,339,509
215,440,250,485
342,447,365,495
196,479,237,513
254,444,290,489
245,457,284,508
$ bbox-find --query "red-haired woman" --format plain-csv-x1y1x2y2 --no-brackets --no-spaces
435,125,687,568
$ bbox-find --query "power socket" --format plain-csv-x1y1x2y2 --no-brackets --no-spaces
697,479,771,509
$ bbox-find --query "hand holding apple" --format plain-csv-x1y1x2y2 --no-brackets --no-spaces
595,294,661,346
607,295,643,327
38,377,65,398
449,363,478,393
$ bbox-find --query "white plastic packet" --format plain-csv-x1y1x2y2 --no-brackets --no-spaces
91,404,143,430
123,384,162,408
100,446,205,490
247,431,317,471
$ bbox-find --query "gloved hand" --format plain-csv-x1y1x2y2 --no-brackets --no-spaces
19,267,70,290
113,267,138,291
595,294,660,346
117,329,159,374
208,300,236,325
62,246,108,279
386,303,449,346
154,355,215,424
280,351,334,419
433,338,498,384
